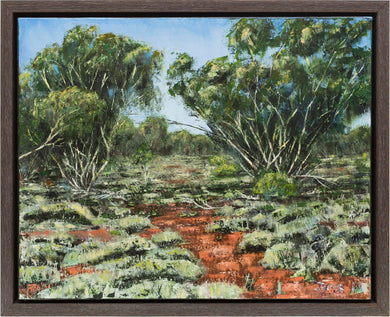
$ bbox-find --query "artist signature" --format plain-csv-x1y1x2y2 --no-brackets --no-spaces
314,281,344,294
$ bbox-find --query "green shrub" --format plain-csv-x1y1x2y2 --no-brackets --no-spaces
250,213,275,230
195,282,243,299
29,232,80,247
355,152,371,173
19,265,61,286
239,231,273,252
62,236,156,266
151,229,183,247
321,240,370,276
206,217,250,233
262,242,302,270
36,271,115,299
117,216,151,234
149,247,197,262
253,172,298,199
209,155,238,177
23,202,95,225
19,240,69,266
119,279,194,299
116,258,204,286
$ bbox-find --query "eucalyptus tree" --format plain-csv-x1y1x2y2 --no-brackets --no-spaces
19,25,163,190
168,18,371,176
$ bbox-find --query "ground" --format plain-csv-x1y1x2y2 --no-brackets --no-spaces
18,154,371,299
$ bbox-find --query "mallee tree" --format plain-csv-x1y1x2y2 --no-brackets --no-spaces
168,18,371,176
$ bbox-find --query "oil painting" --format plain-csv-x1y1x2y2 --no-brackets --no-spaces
18,17,372,299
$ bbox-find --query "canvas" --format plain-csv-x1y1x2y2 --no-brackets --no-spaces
18,17,372,300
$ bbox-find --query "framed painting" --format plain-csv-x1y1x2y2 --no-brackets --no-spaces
1,0,389,315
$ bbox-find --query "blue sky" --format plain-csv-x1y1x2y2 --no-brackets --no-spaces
19,17,371,133
19,18,233,133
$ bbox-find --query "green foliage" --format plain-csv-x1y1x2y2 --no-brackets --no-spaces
132,143,153,165
62,236,156,266
23,202,95,225
151,229,183,247
19,240,69,266
166,130,216,156
355,152,370,173
209,155,238,177
321,240,370,276
138,117,169,155
112,117,137,156
30,25,163,117
194,282,243,299
19,266,61,286
116,258,204,285
117,216,151,234
149,247,197,262
253,172,298,199
168,18,371,176
239,231,273,252
206,217,251,233
19,25,163,187
36,271,115,299
262,242,302,270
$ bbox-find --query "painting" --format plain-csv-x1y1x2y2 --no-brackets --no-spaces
18,17,372,300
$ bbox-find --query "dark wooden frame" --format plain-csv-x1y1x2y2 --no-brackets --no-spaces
1,0,388,315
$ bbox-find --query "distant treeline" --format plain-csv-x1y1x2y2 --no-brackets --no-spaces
113,116,217,157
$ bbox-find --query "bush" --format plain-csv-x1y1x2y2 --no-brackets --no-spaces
36,271,115,299
149,247,197,262
119,279,194,299
116,258,204,285
355,152,370,173
117,216,151,234
206,217,250,233
253,172,298,199
23,202,95,225
151,229,183,247
250,213,276,230
19,265,61,286
321,240,370,276
239,231,273,252
209,155,238,177
62,236,156,266
19,240,69,266
262,242,302,270
194,282,243,299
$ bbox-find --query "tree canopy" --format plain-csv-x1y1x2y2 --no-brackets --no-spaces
168,18,371,176
19,25,163,189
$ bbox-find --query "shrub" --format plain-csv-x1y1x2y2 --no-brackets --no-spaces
239,231,273,252
321,240,370,276
34,231,79,244
194,282,243,299
206,217,250,233
355,152,371,173
151,229,183,247
62,236,156,266
35,271,115,299
253,172,298,199
149,247,197,262
262,242,302,270
19,265,61,286
119,279,194,299
23,202,95,225
117,216,151,234
209,155,238,177
116,258,204,286
250,213,276,230
19,240,68,266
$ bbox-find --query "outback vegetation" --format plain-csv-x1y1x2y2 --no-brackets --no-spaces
19,18,371,299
